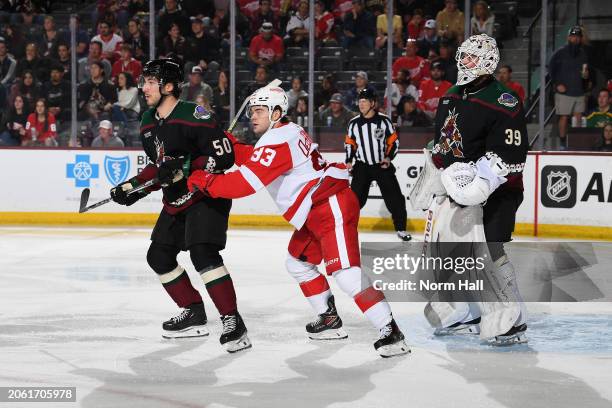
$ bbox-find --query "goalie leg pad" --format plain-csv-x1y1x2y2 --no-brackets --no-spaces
408,148,446,211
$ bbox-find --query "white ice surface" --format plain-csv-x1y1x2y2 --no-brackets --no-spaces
0,227,611,408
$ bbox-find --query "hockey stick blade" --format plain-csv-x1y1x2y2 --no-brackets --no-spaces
78,188,91,213
78,178,158,214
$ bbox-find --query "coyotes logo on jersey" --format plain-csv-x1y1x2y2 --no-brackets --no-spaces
439,108,465,158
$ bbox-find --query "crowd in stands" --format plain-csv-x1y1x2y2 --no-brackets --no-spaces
0,0,609,151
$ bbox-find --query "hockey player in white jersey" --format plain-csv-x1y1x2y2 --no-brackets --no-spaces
187,85,410,357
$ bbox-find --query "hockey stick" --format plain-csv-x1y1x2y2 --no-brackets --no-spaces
78,178,158,213
226,78,281,132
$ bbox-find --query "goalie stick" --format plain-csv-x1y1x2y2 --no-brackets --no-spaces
78,178,158,213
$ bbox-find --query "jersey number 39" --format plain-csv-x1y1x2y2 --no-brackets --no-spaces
251,147,276,167
505,129,521,146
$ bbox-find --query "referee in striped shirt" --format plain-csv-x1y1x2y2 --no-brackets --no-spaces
345,88,411,241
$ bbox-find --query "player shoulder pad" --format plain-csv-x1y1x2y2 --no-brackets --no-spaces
175,100,215,123
473,81,521,115
445,85,462,96
140,108,155,127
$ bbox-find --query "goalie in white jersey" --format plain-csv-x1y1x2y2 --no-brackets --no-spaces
187,85,410,357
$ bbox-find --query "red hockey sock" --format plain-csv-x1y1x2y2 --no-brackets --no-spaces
200,265,237,316
159,266,203,308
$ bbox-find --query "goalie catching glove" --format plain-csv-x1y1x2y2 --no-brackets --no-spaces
441,153,509,206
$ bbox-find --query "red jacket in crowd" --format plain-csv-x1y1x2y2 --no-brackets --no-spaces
24,113,57,144
418,78,453,117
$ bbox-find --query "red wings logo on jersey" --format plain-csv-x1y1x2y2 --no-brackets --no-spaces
439,108,465,158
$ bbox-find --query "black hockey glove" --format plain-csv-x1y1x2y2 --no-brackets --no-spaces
110,181,143,206
158,156,190,187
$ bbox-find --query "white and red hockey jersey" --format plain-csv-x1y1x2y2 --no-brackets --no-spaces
205,122,349,229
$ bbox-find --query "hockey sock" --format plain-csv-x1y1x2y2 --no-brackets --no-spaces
334,267,392,330
286,255,331,314
199,265,237,316
158,265,203,308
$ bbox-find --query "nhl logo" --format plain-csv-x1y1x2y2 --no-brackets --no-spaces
374,128,385,140
546,171,571,203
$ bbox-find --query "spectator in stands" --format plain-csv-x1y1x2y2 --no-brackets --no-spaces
549,26,590,148
397,94,431,127
54,43,71,78
124,18,149,63
77,61,116,122
213,70,230,126
24,98,58,147
317,92,357,128
3,24,26,61
315,0,335,43
16,42,49,83
128,0,150,16
42,65,71,123
406,8,424,40
91,119,124,148
384,68,419,117
180,66,214,103
243,65,270,100
0,37,16,87
77,41,112,83
290,95,309,127
158,0,191,43
392,38,430,88
285,0,310,47
374,4,402,50
585,88,612,128
287,76,308,110
91,21,123,63
249,22,284,72
0,95,29,146
160,23,187,63
112,72,140,125
37,15,60,59
69,15,91,59
185,16,221,71
111,44,142,84
496,64,525,103
434,39,457,84
417,19,440,59
417,61,452,119
471,0,494,37
333,0,353,21
250,0,279,34
343,0,376,49
10,70,40,111
599,123,612,151
344,70,376,111
19,10,42,42
315,73,338,111
436,0,464,44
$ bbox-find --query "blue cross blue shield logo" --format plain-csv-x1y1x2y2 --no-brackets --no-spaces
104,156,130,186
66,154,99,187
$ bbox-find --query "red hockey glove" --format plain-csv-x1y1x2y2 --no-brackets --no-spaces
187,169,214,193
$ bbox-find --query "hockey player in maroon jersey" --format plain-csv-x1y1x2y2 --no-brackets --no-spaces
187,85,410,357
410,34,528,345
109,58,251,353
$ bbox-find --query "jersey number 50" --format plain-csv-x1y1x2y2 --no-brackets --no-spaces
251,147,276,167
505,129,521,146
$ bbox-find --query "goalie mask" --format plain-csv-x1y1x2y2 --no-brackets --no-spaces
455,34,500,86
247,86,289,131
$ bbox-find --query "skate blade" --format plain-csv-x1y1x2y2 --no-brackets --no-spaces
162,325,209,339
377,340,411,358
307,327,349,341
434,324,480,336
490,332,528,347
224,333,252,353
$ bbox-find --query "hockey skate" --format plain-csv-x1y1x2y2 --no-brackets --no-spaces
306,296,348,340
490,323,528,346
374,319,410,357
433,317,481,336
220,312,252,353
397,231,412,241
162,303,209,339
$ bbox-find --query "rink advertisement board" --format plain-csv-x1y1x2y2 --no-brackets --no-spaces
0,149,610,238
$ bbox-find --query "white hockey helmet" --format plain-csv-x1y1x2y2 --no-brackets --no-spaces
455,34,500,85
247,86,289,129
